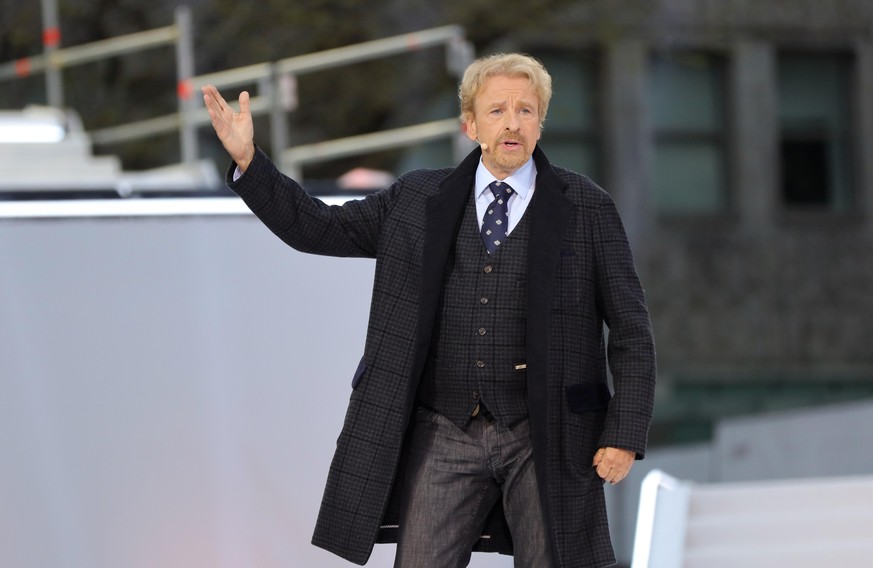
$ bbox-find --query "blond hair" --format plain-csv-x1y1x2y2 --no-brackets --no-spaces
458,53,552,129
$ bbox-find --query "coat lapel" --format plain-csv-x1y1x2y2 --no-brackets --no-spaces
526,145,573,376
407,148,480,408
525,146,572,549
423,148,480,278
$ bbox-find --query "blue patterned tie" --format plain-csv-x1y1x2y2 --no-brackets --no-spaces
480,180,513,254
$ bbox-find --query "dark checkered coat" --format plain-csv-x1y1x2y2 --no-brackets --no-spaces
229,145,656,567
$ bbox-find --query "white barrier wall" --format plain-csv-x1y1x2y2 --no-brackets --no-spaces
714,400,873,482
0,211,516,568
617,400,873,565
631,470,873,568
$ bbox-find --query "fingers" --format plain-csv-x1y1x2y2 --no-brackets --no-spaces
238,90,250,115
201,85,249,115
201,85,238,122
201,84,223,112
201,85,227,128
593,447,635,485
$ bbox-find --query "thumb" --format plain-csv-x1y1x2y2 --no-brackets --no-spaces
592,448,605,467
239,90,251,115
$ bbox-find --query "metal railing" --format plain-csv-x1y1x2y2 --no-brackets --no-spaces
1,10,473,185
0,6,197,164
95,24,474,179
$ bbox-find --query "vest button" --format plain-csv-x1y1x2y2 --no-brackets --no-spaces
479,297,488,305
478,327,487,336
472,390,480,400
483,265,493,273
476,360,485,368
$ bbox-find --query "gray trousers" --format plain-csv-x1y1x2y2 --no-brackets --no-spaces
394,407,553,568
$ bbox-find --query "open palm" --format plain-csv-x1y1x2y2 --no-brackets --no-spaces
202,85,256,171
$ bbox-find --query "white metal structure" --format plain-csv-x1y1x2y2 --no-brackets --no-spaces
632,469,873,568
0,105,220,196
0,6,196,165
0,106,121,191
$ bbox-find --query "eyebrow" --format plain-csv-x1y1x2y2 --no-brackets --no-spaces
485,98,537,108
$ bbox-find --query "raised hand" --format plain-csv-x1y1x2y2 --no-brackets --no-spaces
201,85,256,172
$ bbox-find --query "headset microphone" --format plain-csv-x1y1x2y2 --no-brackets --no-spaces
478,140,488,151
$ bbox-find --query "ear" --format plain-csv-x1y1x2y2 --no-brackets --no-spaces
463,114,478,142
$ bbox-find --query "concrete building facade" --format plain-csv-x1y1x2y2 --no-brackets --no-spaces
503,0,873,443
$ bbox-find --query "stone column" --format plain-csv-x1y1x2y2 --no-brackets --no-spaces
732,40,778,234
604,38,651,255
857,39,873,230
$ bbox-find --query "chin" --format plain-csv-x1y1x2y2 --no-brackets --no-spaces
493,155,529,174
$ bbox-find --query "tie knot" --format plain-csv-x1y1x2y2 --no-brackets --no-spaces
488,180,514,201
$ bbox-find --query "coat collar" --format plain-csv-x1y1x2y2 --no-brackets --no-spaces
420,144,572,300
430,144,570,231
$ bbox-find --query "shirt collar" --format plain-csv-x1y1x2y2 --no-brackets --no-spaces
475,156,537,201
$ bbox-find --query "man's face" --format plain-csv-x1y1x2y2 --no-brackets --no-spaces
464,74,541,179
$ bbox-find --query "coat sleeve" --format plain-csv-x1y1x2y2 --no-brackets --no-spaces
228,147,398,259
591,193,657,459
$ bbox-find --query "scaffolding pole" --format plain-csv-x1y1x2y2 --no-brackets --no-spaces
174,6,197,165
40,0,63,107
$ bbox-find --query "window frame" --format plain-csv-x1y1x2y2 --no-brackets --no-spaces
648,48,734,219
775,49,859,218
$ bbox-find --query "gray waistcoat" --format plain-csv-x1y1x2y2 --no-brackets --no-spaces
418,193,532,429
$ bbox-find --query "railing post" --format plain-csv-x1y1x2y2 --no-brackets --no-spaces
446,34,474,79
40,0,63,108
268,65,296,178
175,6,198,165
447,35,475,163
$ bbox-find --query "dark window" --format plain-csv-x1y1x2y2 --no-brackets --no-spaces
780,139,829,205
778,53,854,211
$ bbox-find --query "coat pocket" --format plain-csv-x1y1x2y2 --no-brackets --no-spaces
565,383,611,480
566,382,612,413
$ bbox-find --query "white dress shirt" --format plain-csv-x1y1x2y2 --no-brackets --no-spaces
473,156,537,235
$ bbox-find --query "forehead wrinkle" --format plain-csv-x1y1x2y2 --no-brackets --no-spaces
480,93,537,110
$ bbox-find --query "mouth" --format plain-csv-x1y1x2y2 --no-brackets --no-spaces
499,139,522,150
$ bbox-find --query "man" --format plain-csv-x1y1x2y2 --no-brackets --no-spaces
202,52,655,568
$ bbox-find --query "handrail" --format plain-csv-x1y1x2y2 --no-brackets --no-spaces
0,27,178,80
281,25,464,75
283,119,463,165
1,15,472,187
190,25,464,90
96,25,472,179
89,96,273,145
89,25,468,146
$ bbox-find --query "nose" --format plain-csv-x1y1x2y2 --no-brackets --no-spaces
504,111,520,131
